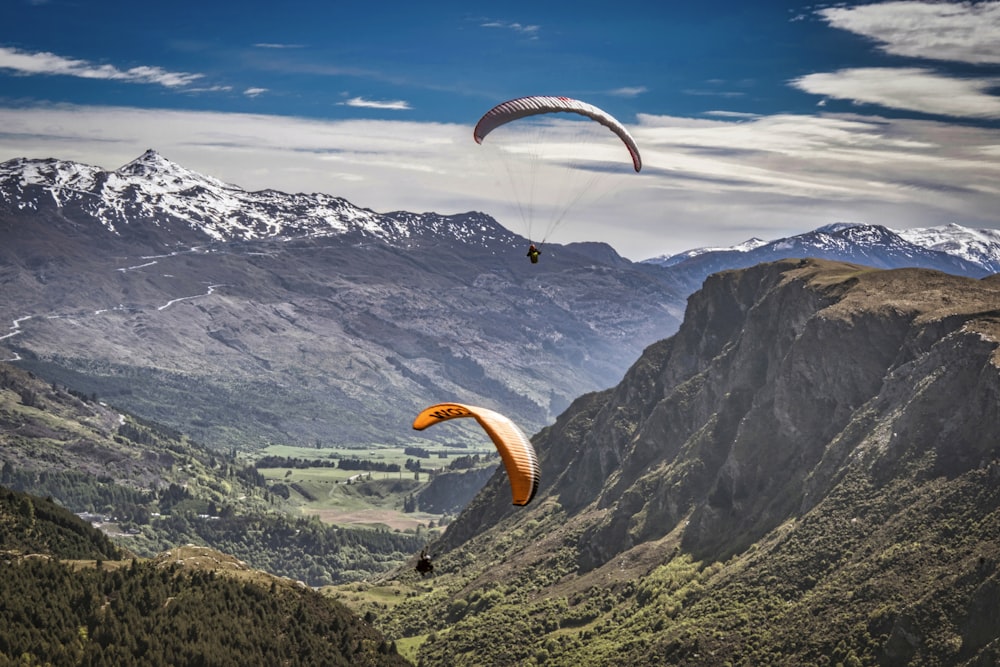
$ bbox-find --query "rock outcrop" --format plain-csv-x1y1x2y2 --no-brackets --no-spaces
440,259,1000,571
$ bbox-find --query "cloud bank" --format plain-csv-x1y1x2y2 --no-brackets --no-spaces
818,0,1000,64
792,67,1000,119
0,46,202,87
1,103,997,259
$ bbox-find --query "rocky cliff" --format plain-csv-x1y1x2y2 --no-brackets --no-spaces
575,259,1000,565
400,258,1000,666
446,258,1000,560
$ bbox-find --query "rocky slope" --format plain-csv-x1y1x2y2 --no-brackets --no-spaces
372,258,1000,666
0,152,685,449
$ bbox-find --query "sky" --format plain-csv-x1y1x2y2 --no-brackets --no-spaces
1,0,999,260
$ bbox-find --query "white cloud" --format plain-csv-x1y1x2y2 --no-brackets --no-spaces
609,86,648,98
0,104,998,260
0,46,203,87
480,20,540,37
243,87,268,97
339,96,412,110
818,1,1000,64
792,67,1000,119
704,110,760,119
186,85,233,94
253,43,306,49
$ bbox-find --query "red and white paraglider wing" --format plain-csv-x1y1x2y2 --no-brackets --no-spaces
473,95,642,172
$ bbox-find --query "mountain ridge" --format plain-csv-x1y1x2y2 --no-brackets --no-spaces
645,221,1000,297
1,149,522,248
374,258,1000,666
1,151,685,447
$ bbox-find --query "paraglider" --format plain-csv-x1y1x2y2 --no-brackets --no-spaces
415,549,434,577
474,95,642,172
412,402,540,506
474,96,642,253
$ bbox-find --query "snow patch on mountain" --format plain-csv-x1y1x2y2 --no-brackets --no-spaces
645,222,1000,276
897,223,1000,273
646,237,767,267
0,150,518,247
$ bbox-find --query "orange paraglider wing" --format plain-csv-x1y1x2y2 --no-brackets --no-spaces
412,402,540,506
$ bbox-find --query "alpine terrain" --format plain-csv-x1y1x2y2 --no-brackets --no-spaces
0,150,686,450
359,258,1000,667
3,151,998,454
3,150,1000,665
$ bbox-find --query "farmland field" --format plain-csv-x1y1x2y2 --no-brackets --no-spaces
254,442,498,531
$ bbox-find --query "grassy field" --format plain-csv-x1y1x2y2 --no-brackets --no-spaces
255,442,497,532
260,442,493,467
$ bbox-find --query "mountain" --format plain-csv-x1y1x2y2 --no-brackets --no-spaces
3,149,431,244
368,259,1000,666
650,236,768,267
0,151,687,449
646,221,998,294
0,487,410,666
896,223,1000,272
6,150,1000,663
0,362,427,586
5,151,997,453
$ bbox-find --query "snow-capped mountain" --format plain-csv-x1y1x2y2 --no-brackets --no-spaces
644,221,997,294
651,237,768,268
2,149,997,453
0,150,686,450
896,223,1000,274
0,150,518,248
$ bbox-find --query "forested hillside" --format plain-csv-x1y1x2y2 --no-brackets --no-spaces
0,485,126,561
0,487,410,666
0,363,426,585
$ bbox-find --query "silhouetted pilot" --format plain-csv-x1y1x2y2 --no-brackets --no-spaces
415,549,434,577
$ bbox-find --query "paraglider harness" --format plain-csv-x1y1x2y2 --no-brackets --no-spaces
415,549,434,577
526,243,541,264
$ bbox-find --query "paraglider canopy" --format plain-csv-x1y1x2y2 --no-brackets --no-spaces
474,95,642,172
473,95,642,247
412,402,540,506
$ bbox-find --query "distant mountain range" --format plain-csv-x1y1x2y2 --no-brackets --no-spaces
645,221,1000,294
0,151,685,449
1,150,997,451
1,149,523,247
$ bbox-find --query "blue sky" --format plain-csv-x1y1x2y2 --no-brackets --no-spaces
2,0,999,259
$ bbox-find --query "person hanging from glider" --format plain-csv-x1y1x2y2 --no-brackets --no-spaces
412,402,540,506
526,243,541,264
415,548,434,577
